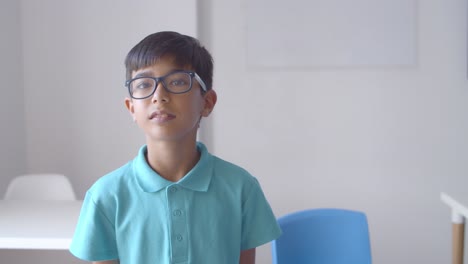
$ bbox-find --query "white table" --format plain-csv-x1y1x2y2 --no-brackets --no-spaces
0,200,82,249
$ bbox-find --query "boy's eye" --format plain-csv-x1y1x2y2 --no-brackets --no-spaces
133,78,154,89
169,79,187,86
165,72,191,90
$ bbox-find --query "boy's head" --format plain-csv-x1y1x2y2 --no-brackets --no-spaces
125,31,213,92
123,32,217,143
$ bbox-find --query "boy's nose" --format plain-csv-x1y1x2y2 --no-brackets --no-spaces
152,82,169,103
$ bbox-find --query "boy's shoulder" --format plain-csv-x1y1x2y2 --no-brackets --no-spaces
87,161,133,197
210,154,259,185
212,155,249,174
197,142,257,184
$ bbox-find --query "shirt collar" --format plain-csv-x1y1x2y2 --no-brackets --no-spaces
134,142,213,193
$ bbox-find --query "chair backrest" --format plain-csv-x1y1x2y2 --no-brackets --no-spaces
4,174,77,200
272,208,372,264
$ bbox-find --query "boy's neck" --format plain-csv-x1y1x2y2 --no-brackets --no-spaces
145,139,200,182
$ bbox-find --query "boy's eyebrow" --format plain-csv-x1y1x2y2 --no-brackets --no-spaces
132,69,185,79
133,70,154,79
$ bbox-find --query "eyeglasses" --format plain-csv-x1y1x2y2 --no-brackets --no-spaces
125,70,207,99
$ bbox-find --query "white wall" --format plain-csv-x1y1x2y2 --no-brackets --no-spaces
1,0,467,264
206,0,468,263
1,0,196,263
0,0,27,196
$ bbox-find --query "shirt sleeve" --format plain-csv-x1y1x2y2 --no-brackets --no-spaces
69,191,119,261
240,178,282,250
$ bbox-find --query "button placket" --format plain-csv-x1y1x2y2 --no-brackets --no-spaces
173,209,182,216
166,185,188,263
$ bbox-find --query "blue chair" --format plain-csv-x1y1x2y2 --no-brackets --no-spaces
272,208,372,264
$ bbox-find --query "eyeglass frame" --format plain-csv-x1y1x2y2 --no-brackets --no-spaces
125,70,208,99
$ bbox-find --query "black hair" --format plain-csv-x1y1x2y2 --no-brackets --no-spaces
125,31,213,91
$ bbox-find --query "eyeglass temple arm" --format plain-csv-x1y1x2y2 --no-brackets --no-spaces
193,73,207,92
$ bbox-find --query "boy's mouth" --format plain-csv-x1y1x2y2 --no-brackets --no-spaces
149,110,175,121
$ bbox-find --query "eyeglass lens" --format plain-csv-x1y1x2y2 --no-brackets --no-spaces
129,72,193,98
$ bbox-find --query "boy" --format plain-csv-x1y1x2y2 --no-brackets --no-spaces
69,31,281,264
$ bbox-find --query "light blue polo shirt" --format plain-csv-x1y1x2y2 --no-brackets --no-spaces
70,142,281,264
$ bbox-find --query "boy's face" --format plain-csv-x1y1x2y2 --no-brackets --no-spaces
124,57,216,143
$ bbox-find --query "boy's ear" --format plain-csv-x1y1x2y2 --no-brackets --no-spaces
124,97,136,120
201,90,217,117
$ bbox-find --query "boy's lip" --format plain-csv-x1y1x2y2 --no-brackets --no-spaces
148,110,175,121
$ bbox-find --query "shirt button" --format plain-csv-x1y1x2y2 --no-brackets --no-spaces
176,234,183,241
170,186,178,193
173,210,182,216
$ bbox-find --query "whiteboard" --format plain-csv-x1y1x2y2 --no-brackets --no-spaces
246,0,417,68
